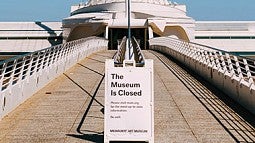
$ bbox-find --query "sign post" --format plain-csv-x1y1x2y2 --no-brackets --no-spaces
104,60,154,143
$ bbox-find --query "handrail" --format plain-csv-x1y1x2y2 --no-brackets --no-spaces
132,36,145,66
149,36,255,114
114,36,145,67
149,37,255,85
0,36,108,119
0,36,108,91
114,36,127,64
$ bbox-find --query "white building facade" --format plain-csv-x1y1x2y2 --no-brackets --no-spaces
0,1,254,53
62,0,195,49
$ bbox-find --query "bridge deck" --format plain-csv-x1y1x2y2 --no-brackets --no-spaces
0,50,254,143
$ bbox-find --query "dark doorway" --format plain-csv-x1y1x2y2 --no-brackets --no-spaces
108,28,148,50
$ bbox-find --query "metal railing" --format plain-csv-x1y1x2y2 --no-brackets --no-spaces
114,36,127,64
114,36,145,66
149,37,255,114
0,36,108,119
132,36,145,65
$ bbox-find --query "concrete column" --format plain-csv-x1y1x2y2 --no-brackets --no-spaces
148,26,153,39
105,26,109,39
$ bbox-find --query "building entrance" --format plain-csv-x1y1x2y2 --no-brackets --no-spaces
108,28,148,50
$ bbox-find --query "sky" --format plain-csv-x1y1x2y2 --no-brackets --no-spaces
0,0,254,21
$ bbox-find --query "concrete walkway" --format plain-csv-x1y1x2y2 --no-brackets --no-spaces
0,50,254,143
0,51,114,143
146,51,255,143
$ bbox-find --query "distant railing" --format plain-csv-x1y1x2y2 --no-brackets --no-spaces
0,36,108,119
114,36,127,64
150,37,255,114
114,36,145,66
132,36,145,65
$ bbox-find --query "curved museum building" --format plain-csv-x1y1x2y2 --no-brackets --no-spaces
0,0,254,54
62,0,195,49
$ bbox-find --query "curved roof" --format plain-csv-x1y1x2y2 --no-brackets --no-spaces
87,0,170,6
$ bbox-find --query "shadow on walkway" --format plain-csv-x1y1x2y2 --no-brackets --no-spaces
150,50,255,143
66,134,104,143
64,62,105,142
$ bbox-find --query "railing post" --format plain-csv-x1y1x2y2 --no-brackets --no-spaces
25,55,33,79
40,51,47,70
204,50,211,65
233,56,243,80
219,52,227,73
225,53,235,76
193,47,200,61
9,60,18,89
187,44,194,58
48,48,55,66
17,57,26,85
0,64,7,91
55,45,62,63
208,51,215,67
243,59,254,86
213,51,221,70
33,53,40,74
201,50,206,64
42,49,51,77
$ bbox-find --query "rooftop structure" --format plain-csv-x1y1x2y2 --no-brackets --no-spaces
0,22,62,52
194,21,255,53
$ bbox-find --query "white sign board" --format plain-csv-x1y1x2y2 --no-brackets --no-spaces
104,59,154,143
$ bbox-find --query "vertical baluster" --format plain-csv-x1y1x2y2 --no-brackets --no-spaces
243,59,254,85
77,40,82,61
60,44,66,62
197,46,204,63
37,52,43,72
64,43,71,66
26,55,34,77
0,64,7,91
51,47,56,65
219,52,227,72
195,48,202,62
40,51,47,71
233,56,243,79
43,49,51,75
56,45,62,62
180,41,186,54
213,51,221,70
193,46,200,61
34,53,41,73
208,51,215,67
179,41,186,54
9,60,17,88
225,53,235,76
184,42,190,56
204,50,210,65
58,44,64,61
187,44,195,58
201,50,207,64
17,57,26,83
